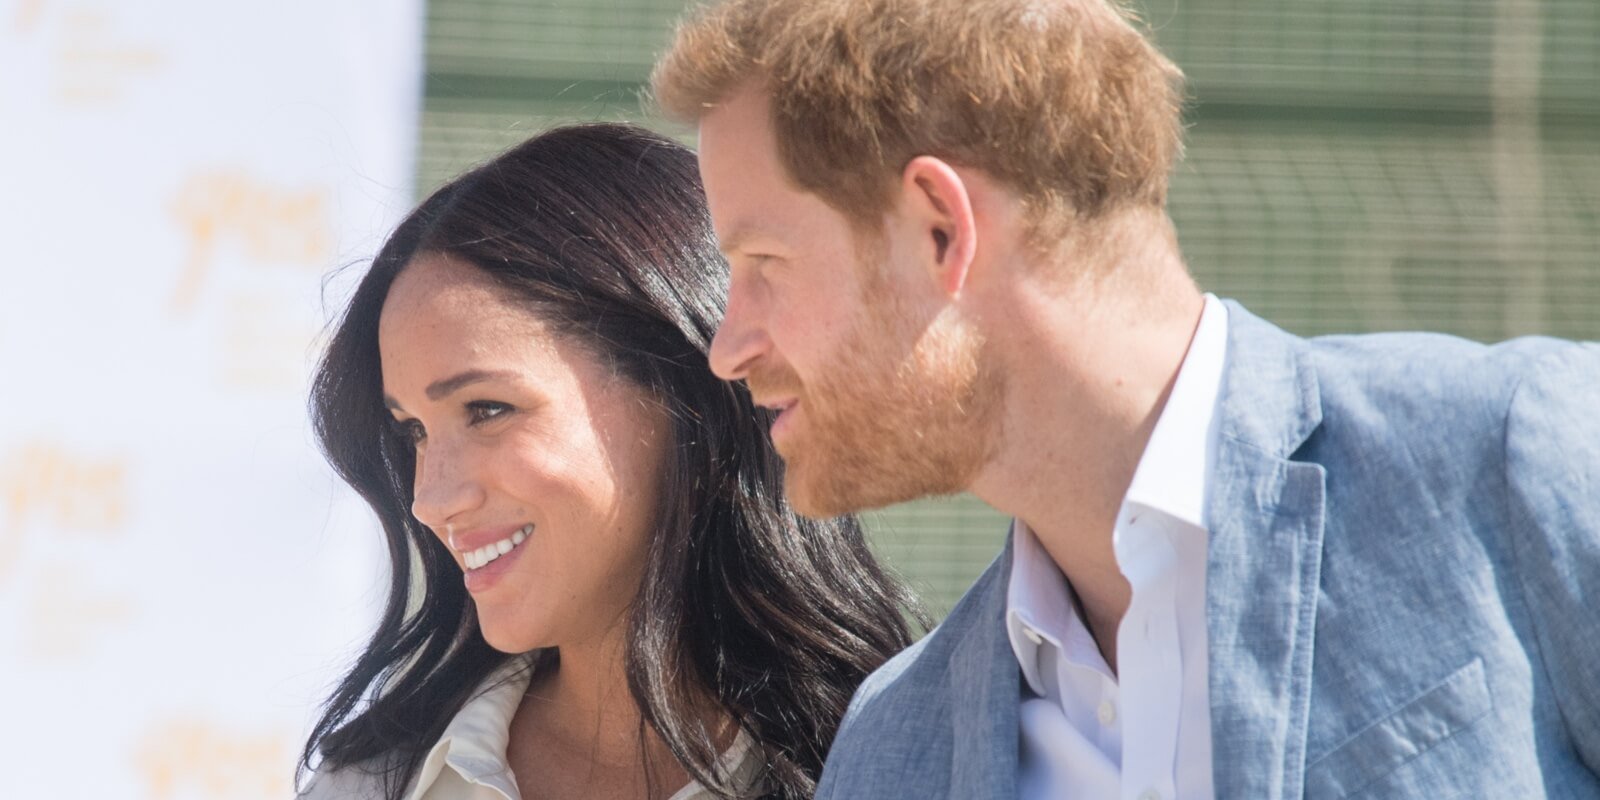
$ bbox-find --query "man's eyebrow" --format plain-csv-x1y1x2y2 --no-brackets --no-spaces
382,368,520,412
717,225,769,257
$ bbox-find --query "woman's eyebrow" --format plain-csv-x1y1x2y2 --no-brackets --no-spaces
425,369,519,401
382,368,521,411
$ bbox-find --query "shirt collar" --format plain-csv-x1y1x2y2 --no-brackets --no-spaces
1122,294,1230,528
1004,520,1110,696
1006,519,1067,695
403,657,764,800
407,656,533,800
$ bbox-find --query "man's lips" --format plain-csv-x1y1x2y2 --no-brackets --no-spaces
759,398,801,442
754,396,798,413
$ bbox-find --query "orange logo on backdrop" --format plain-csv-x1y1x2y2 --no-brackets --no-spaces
219,292,321,390
169,171,333,314
49,4,166,105
22,563,135,660
0,442,127,588
134,718,293,798
15,0,45,33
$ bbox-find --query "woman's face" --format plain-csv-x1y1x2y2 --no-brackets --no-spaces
377,253,669,654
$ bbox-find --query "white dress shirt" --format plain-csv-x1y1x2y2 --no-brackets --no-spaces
1006,294,1228,800
300,657,761,800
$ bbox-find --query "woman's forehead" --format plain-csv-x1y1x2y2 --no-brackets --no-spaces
378,257,566,380
382,256,546,333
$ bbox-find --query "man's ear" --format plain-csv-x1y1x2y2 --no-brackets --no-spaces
900,156,978,298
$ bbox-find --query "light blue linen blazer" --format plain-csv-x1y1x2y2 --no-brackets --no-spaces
816,301,1600,799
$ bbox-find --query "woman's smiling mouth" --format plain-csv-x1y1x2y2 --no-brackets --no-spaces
463,523,533,569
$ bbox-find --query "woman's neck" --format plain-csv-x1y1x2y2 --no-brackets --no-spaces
522,623,652,762
507,623,721,799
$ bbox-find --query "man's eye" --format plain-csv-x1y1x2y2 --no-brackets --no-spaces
466,401,512,426
390,418,425,446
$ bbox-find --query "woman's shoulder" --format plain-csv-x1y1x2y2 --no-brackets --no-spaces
299,656,536,799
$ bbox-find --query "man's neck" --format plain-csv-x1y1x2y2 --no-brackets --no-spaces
971,271,1204,665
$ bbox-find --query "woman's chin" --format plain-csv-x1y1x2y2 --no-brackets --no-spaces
477,618,551,654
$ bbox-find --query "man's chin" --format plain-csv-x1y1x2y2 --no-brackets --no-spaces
782,457,923,519
782,459,860,519
781,463,831,518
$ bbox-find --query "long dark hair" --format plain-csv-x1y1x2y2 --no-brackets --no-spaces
299,123,922,799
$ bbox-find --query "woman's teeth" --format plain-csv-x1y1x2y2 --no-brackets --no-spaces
464,524,532,570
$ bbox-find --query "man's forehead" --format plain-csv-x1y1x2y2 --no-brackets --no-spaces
698,81,769,129
695,87,776,169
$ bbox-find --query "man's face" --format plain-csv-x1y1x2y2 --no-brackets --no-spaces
698,86,1002,517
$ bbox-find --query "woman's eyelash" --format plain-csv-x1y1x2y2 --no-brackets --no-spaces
388,402,510,444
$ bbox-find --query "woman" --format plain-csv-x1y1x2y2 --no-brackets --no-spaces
297,123,922,800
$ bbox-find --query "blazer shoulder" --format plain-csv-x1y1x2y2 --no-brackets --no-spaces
1305,329,1557,399
1301,331,1581,445
819,545,1012,796
1501,340,1600,769
837,544,1008,728
1505,339,1600,434
1502,338,1600,542
816,630,948,799
1219,302,1556,456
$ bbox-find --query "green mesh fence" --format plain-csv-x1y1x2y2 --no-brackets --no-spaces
418,0,1599,618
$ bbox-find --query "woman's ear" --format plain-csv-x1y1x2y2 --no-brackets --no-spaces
900,155,978,298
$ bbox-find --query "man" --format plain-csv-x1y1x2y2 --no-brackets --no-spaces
652,0,1600,797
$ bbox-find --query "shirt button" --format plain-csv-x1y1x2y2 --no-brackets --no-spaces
1097,700,1117,726
1024,628,1043,645
1138,790,1161,800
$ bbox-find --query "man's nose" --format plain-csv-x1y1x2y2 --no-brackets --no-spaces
709,278,771,382
409,438,485,532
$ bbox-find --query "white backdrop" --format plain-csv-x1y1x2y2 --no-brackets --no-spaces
0,1,424,795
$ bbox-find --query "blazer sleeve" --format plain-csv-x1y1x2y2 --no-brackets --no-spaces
1503,341,1600,775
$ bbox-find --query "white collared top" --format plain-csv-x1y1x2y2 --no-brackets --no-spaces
1005,294,1228,800
299,657,762,800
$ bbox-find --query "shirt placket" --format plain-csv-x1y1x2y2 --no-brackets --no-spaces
1116,512,1183,800
1050,640,1122,761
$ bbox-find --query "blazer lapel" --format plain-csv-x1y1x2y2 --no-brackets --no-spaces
945,535,1021,799
1206,301,1328,799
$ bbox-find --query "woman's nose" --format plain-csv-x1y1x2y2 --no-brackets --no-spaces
408,438,486,530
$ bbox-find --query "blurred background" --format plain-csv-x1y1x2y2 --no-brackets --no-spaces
1,0,1594,797
1,0,423,796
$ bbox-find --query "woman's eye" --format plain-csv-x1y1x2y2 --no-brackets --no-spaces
466,401,512,426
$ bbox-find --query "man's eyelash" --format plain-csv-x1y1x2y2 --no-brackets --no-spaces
390,417,425,444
